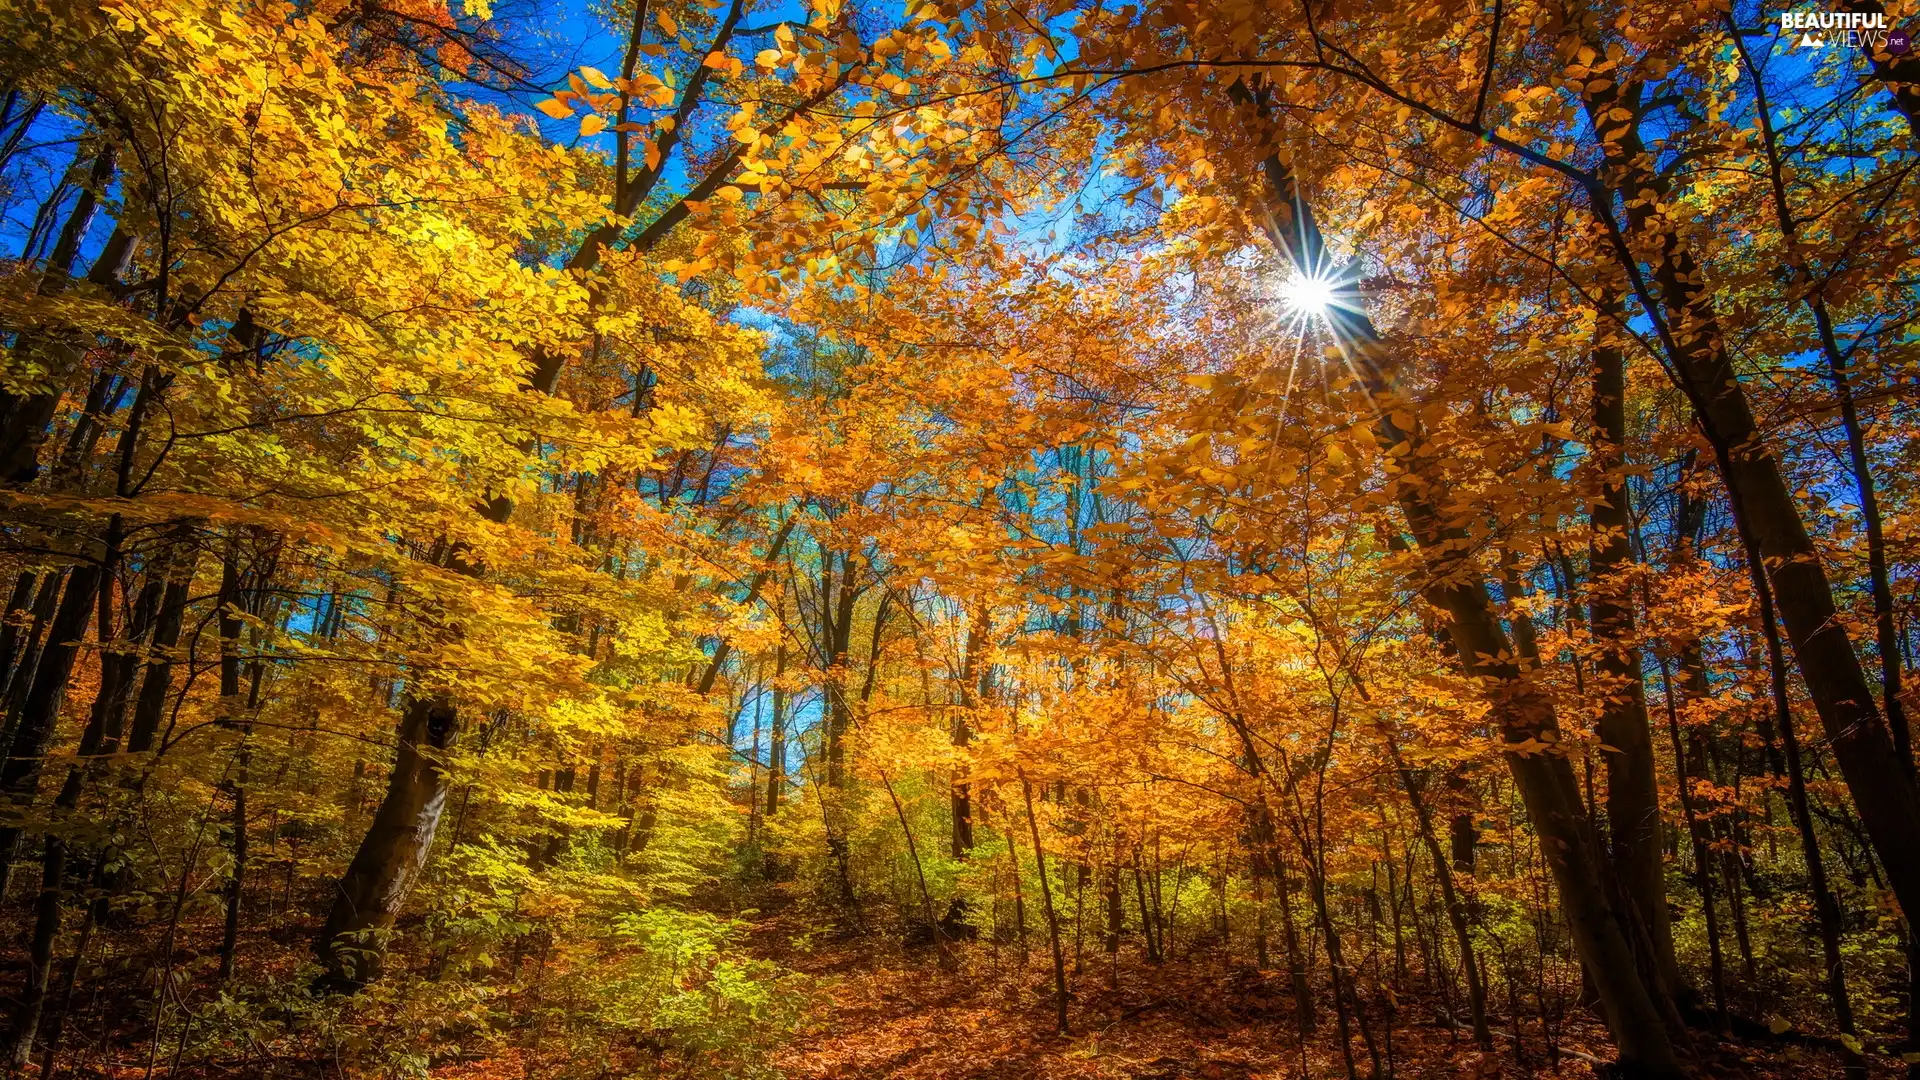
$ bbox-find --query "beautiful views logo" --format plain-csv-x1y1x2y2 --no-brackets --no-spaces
1781,7,1911,52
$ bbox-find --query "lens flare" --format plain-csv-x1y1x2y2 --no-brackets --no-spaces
1277,271,1338,318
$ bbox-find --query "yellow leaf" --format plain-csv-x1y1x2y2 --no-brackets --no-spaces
657,10,676,35
534,98,573,119
580,65,612,89
579,114,607,137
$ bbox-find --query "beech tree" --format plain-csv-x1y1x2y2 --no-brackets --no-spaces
0,0,1917,1076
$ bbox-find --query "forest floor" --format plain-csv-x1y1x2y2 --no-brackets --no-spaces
4,885,1882,1079
746,914,1878,1080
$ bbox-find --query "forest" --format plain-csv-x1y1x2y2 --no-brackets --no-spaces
0,0,1916,1075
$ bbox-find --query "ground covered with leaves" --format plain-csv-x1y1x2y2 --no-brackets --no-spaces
747,915,1881,1080
6,0,1920,1077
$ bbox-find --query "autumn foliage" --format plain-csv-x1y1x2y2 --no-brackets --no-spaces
0,0,1917,1076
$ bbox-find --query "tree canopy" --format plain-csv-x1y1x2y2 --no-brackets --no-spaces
0,0,1918,1076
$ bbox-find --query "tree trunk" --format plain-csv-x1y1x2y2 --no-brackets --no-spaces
9,521,132,1066
954,607,988,857
47,362,133,491
316,694,458,988
1728,23,1920,1048
1656,654,1728,1031
1102,859,1123,958
1258,805,1317,1036
1240,121,1680,1076
0,556,104,897
765,645,786,816
0,150,122,484
1587,297,1683,1002
219,733,251,985
127,537,200,755
822,551,857,788
1384,737,1492,1048
1020,772,1070,1034
1582,66,1920,934
0,570,63,749
1754,594,1864,1076
0,573,37,694
312,140,677,986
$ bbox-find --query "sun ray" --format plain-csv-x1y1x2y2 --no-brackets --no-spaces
1277,272,1338,319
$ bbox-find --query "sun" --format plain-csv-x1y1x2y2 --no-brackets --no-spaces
1277,271,1339,319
